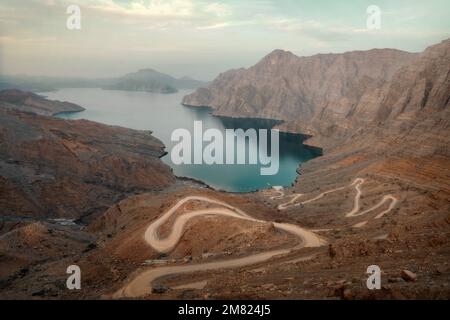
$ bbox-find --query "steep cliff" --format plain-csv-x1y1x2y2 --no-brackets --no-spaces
183,39,450,152
183,48,416,122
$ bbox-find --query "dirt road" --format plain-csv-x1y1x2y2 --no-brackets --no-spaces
113,196,325,298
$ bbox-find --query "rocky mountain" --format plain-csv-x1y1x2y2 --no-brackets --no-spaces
0,93,175,222
104,69,206,94
0,89,85,116
0,71,206,94
183,39,450,150
183,38,450,209
183,48,416,121
375,39,450,122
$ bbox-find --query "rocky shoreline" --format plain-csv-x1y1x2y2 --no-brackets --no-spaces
0,89,85,117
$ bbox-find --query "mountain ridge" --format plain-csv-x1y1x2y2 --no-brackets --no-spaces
0,89,85,116
183,39,449,152
0,69,207,94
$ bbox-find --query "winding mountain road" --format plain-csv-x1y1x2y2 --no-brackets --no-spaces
113,196,326,298
275,178,398,220
113,178,397,298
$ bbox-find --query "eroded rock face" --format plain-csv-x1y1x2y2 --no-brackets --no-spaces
183,48,417,123
295,39,450,193
0,89,85,116
375,39,450,122
0,108,175,221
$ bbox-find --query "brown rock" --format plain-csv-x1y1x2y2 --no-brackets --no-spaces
152,283,169,294
183,39,450,155
342,288,353,300
328,244,336,258
388,277,405,283
401,270,418,282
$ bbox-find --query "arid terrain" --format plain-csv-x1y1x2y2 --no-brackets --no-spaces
0,39,449,300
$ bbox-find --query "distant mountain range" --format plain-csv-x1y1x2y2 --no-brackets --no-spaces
103,69,207,93
0,75,114,92
0,69,207,94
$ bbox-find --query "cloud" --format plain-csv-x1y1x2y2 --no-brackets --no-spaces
196,20,256,30
27,0,239,30
262,16,448,43
30,0,195,17
203,3,232,17
196,22,231,30
87,0,195,17
0,35,57,45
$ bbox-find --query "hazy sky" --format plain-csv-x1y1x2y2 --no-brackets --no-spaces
1,0,449,80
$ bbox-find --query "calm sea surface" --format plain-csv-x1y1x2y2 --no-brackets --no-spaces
43,88,321,192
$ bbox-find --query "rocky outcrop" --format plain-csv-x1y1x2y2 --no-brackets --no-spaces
0,107,175,221
0,89,85,116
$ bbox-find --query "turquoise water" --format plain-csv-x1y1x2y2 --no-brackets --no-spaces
44,88,321,192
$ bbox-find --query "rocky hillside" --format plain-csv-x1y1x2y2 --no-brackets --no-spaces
0,89,85,116
0,96,175,221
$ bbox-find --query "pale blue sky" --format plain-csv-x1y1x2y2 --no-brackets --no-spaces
1,0,449,80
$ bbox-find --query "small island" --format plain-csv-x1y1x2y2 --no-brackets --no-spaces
103,68,206,94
